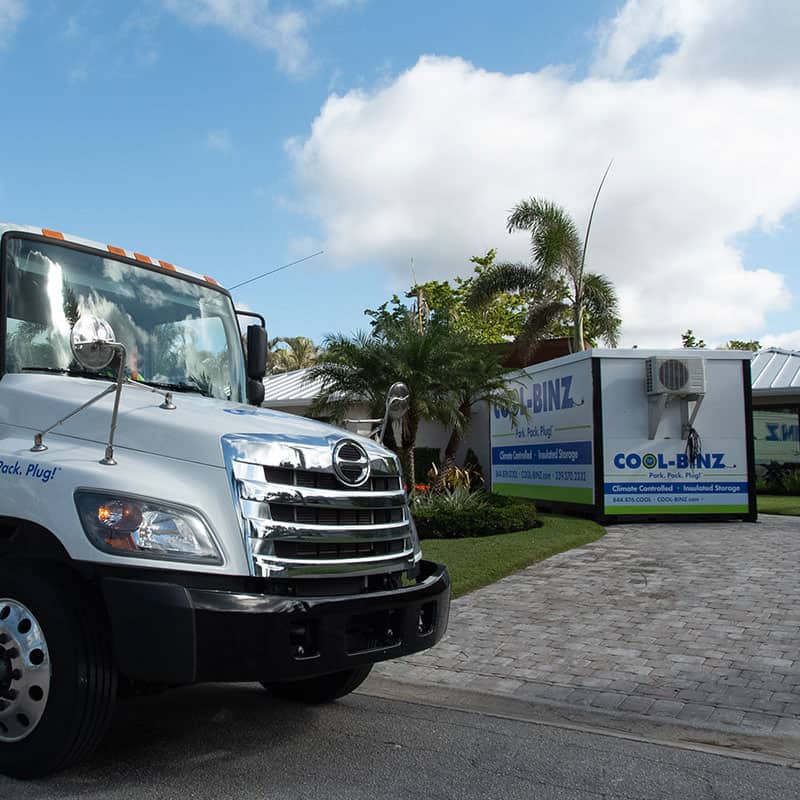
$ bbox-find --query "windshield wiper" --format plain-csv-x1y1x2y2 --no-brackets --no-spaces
132,379,207,395
21,366,112,380
21,368,209,397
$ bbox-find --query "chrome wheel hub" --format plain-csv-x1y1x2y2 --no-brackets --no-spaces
0,599,51,742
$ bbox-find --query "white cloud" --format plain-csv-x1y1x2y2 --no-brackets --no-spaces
206,128,233,153
761,331,800,351
593,0,800,84
287,1,800,347
0,0,25,47
286,234,322,260
164,0,310,75
164,0,365,75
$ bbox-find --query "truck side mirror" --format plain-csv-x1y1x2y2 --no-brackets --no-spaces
379,382,410,444
247,378,265,406
246,325,267,380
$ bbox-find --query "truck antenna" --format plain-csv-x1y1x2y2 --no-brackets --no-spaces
229,250,324,291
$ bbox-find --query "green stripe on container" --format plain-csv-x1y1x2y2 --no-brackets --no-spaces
607,504,749,515
494,483,594,505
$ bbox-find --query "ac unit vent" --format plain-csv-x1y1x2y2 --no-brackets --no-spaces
645,357,706,396
659,360,689,391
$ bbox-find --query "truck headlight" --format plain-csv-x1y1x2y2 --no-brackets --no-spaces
75,491,222,565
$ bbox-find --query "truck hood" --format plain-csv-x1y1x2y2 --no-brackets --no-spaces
0,373,389,468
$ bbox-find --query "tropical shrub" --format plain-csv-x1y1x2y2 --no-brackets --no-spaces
412,492,538,539
411,485,489,512
760,462,800,495
762,461,787,493
427,463,483,492
783,470,800,495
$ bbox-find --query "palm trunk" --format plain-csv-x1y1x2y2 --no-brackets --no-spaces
436,433,460,490
402,411,420,489
435,436,461,491
442,433,460,474
444,402,471,468
572,296,585,352
435,401,471,489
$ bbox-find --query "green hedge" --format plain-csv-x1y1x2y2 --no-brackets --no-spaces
413,494,538,539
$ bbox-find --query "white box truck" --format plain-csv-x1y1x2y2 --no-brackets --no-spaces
490,349,757,522
0,224,450,778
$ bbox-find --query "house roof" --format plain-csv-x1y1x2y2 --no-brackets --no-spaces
751,348,800,397
261,367,324,407
262,348,800,408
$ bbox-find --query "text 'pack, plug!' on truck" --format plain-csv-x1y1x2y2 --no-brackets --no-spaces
0,224,450,778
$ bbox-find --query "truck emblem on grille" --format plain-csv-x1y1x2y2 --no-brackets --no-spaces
332,439,371,487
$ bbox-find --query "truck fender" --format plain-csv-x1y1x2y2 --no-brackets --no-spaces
0,517,73,563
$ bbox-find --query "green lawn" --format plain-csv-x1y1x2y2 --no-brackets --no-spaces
757,495,800,516
420,513,605,598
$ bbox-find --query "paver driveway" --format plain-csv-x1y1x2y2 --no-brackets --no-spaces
377,515,800,737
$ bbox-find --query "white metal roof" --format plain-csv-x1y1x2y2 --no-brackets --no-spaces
261,367,325,407
751,348,800,397
263,348,763,408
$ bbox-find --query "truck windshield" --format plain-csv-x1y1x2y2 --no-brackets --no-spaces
3,236,245,403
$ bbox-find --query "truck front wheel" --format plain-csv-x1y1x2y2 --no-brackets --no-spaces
263,664,372,704
0,565,117,779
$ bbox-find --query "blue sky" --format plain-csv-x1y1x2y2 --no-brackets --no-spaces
2,0,798,349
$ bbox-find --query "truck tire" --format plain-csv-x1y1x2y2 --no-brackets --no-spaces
263,664,373,704
0,565,117,779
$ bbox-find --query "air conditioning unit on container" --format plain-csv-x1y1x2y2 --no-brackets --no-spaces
645,357,706,397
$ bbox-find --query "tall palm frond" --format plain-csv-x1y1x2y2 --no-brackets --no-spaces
465,262,544,308
503,196,618,351
507,198,583,279
581,272,621,347
270,336,321,374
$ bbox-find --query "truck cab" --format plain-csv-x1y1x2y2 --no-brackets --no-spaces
0,224,450,778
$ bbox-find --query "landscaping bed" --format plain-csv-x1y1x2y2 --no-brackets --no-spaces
412,492,538,539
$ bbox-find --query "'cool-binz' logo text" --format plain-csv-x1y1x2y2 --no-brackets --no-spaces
494,375,583,418
613,452,728,470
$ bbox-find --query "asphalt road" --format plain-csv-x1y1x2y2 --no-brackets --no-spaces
2,683,798,800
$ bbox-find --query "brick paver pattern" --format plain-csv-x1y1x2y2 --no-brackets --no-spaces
377,515,800,737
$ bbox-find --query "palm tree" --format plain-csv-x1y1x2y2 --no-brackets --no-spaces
269,336,321,374
579,272,620,347
436,345,521,475
309,313,520,486
469,199,620,353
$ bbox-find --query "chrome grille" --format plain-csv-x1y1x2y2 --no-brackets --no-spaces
263,466,402,493
274,539,408,560
269,504,404,526
221,434,416,578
